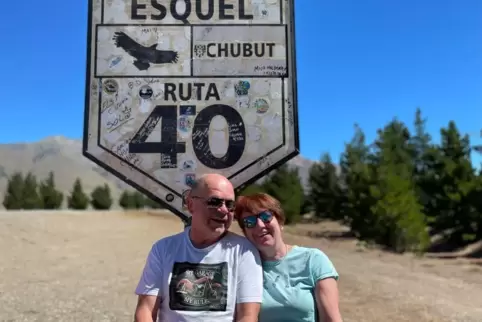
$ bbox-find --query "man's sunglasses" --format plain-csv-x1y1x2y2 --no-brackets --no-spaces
242,211,273,229
191,196,235,211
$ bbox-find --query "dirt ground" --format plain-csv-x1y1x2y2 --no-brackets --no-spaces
0,211,481,322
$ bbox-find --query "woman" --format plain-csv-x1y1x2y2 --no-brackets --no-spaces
235,193,343,322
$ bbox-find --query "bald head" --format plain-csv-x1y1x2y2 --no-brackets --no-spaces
191,173,233,197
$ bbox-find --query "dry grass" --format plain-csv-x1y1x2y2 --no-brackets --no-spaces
0,211,481,322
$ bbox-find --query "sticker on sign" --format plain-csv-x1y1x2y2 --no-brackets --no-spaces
83,0,299,222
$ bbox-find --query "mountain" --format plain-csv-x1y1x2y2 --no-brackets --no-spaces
0,136,315,208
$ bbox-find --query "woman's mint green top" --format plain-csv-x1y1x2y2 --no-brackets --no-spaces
259,246,339,322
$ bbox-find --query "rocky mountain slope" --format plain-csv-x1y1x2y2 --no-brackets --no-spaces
0,136,315,208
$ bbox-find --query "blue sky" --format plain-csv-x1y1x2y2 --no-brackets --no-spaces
0,0,481,165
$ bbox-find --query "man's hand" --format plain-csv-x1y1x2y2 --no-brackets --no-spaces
234,302,260,322
134,295,160,322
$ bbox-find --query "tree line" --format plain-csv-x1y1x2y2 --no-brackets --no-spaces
239,108,482,253
2,172,163,210
3,108,481,253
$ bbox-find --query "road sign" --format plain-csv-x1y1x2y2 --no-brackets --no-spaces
83,0,299,222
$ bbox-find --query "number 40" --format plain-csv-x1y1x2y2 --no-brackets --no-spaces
128,104,246,170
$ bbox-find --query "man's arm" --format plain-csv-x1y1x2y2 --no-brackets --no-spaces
134,243,164,322
235,302,261,322
235,241,263,322
134,295,161,322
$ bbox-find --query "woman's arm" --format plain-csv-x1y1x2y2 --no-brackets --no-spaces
314,277,343,322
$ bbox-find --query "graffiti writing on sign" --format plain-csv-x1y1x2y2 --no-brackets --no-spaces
106,106,133,132
145,78,162,85
286,99,294,126
102,97,130,114
141,27,159,34
116,138,142,168
259,155,272,167
91,82,99,97
229,123,245,142
128,79,143,90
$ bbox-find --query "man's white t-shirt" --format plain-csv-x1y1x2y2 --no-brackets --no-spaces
135,227,263,322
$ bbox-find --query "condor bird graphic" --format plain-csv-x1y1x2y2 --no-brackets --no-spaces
112,31,179,71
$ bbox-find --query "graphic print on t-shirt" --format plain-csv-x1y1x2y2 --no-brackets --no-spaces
169,262,228,311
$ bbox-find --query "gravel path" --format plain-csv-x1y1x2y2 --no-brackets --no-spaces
0,211,481,322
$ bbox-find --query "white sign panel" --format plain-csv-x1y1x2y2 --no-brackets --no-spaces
83,0,299,221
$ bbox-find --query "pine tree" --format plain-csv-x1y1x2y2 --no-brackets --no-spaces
469,174,482,241
3,172,24,210
119,190,146,209
39,171,63,209
308,152,342,221
339,124,376,238
262,165,303,224
410,108,432,199
90,184,113,210
409,108,443,227
300,193,313,215
370,119,429,252
67,178,89,210
370,170,430,253
433,121,480,245
119,190,131,209
22,172,43,209
132,191,146,209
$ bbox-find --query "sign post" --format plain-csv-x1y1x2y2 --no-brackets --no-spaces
83,0,299,222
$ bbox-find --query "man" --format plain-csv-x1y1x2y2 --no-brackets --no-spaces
134,174,263,322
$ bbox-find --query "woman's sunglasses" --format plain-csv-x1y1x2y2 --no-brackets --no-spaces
242,211,273,228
